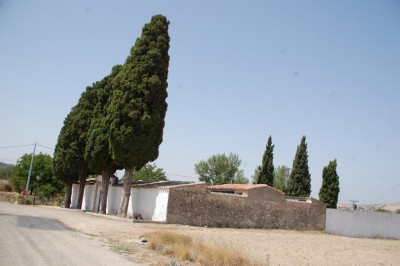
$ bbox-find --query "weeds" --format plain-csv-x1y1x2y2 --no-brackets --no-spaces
143,231,265,266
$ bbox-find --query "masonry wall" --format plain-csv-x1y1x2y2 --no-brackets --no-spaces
167,184,325,230
326,209,400,239
248,187,285,202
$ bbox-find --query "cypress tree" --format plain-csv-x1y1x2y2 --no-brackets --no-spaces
85,65,123,214
286,136,311,197
107,15,170,217
257,135,274,186
319,159,340,208
53,85,97,209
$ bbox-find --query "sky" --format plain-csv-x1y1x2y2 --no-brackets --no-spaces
0,1,399,204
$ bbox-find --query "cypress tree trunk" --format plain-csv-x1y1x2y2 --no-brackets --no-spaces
117,167,134,217
76,169,87,209
64,182,72,208
99,169,112,214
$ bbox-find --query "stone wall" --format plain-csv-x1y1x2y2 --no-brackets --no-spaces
167,183,326,230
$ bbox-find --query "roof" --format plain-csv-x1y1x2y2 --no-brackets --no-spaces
207,184,282,192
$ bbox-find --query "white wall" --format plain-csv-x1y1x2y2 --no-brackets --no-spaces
70,184,79,209
129,188,169,221
82,184,95,212
69,182,170,222
326,209,400,239
106,186,122,215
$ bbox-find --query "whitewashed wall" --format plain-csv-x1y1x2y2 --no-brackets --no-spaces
106,185,122,215
326,209,400,239
70,184,79,209
82,184,95,212
129,188,169,221
70,182,170,222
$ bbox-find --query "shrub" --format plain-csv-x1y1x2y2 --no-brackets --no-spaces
374,208,391,213
142,231,263,266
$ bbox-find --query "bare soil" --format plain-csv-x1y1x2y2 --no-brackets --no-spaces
3,203,400,265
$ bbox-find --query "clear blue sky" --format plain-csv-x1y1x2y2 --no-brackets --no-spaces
1,1,399,204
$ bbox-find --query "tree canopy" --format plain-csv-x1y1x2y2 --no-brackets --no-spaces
108,14,170,170
319,159,340,208
256,135,274,186
195,153,248,185
85,65,123,174
273,165,289,192
133,163,167,182
286,136,311,197
12,153,64,198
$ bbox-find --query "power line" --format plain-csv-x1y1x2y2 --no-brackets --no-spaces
36,144,54,150
0,144,34,149
374,180,400,204
166,173,198,179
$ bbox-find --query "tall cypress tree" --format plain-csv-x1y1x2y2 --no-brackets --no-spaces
286,136,311,197
319,159,340,208
107,15,170,217
257,135,274,186
85,65,123,214
53,85,97,209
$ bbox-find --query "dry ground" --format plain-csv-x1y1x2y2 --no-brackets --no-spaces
1,202,399,265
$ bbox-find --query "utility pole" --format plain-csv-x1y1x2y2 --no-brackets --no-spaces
25,143,36,192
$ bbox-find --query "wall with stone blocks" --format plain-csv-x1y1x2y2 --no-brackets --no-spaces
167,183,325,230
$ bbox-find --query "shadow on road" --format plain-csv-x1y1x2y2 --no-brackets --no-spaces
16,215,66,231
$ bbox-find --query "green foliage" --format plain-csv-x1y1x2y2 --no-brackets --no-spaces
133,163,167,182
396,209,400,214
53,83,98,181
0,164,15,179
251,166,261,184
319,159,340,208
286,136,311,197
256,135,274,186
107,14,170,170
195,153,248,185
374,208,391,213
273,165,289,192
11,153,64,198
85,65,123,174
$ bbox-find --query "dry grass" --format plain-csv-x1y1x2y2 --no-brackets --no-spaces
142,231,265,266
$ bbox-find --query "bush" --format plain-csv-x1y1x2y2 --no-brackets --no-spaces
396,209,400,214
374,208,391,213
0,180,13,192
142,231,263,266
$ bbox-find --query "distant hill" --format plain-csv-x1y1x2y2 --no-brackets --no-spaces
0,162,9,167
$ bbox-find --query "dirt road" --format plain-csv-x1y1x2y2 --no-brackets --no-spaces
0,202,147,265
1,202,399,265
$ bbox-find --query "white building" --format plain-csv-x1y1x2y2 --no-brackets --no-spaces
70,177,191,222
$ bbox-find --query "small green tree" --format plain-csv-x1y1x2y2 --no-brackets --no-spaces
0,164,15,179
12,153,64,198
107,15,170,217
273,165,289,192
195,153,248,185
256,135,274,186
319,159,340,208
133,163,167,182
286,136,311,197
